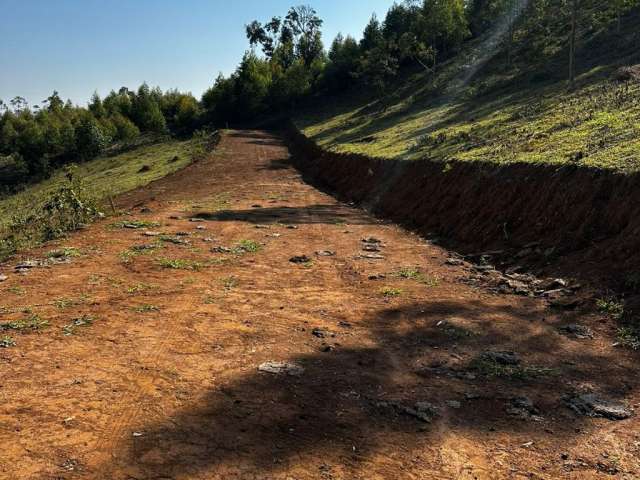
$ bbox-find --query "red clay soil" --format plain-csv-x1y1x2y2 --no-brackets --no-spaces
0,130,639,479
286,126,640,290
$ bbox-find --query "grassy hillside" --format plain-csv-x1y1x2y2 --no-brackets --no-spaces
0,135,210,256
296,17,640,173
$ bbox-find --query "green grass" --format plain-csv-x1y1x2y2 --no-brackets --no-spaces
0,336,16,348
296,51,640,173
597,297,625,319
0,314,48,332
380,287,403,297
396,267,440,287
62,315,95,336
233,239,262,254
133,304,160,313
0,136,210,256
47,247,81,258
470,357,558,380
158,258,203,271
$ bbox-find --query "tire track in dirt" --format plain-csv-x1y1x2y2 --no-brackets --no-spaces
1,130,639,479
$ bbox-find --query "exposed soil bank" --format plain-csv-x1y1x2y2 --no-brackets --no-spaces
286,124,640,288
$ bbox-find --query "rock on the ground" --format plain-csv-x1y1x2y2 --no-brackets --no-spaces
258,361,304,376
560,324,593,339
481,351,520,365
316,250,336,257
564,393,632,420
0,274,7,282
290,255,311,264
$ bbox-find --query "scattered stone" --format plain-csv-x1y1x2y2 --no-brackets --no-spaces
502,279,531,295
258,361,304,376
507,396,543,421
481,351,520,366
212,246,232,253
189,218,205,223
338,321,352,328
445,258,465,266
142,231,161,237
359,254,385,260
474,264,496,272
196,225,206,230
564,393,632,420
446,400,462,409
267,233,282,238
202,237,214,243
15,260,44,272
162,236,189,245
541,278,568,290
368,274,386,280
320,345,334,353
290,255,311,264
140,207,152,213
362,237,382,244
316,250,336,257
560,324,593,339
0,274,7,282
255,224,270,229
312,328,334,339
362,244,381,252
175,231,191,236
285,225,298,229
375,400,437,423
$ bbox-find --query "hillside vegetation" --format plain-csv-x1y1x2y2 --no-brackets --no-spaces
0,135,210,259
296,7,640,172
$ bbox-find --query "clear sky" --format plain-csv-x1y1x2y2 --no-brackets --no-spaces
0,0,395,108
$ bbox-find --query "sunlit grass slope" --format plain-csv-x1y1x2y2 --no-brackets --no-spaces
0,137,204,231
297,66,640,172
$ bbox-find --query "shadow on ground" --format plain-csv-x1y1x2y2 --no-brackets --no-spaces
194,204,376,226
97,299,637,477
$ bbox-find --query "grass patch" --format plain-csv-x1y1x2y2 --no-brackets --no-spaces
0,135,211,260
396,267,440,286
62,315,95,336
1,314,49,332
381,287,403,297
0,336,16,348
127,283,157,294
7,286,26,295
158,258,203,271
617,326,640,350
233,239,262,254
597,297,625,320
470,358,558,380
295,45,640,173
47,247,81,258
221,276,239,290
54,298,76,309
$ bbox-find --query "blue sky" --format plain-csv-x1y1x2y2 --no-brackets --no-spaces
0,0,395,107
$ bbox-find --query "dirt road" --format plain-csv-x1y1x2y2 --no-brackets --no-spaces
0,131,638,479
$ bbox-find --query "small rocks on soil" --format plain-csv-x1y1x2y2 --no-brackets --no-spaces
189,218,205,223
481,351,521,365
0,274,7,282
368,274,386,280
142,231,161,237
564,393,632,420
316,250,336,257
507,396,543,421
445,258,465,266
290,255,311,264
258,361,304,376
255,224,270,229
358,254,385,260
560,324,593,339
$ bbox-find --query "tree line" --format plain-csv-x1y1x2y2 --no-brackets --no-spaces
0,85,200,188
2,0,638,189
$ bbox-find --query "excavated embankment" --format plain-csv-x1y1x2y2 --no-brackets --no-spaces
286,124,640,290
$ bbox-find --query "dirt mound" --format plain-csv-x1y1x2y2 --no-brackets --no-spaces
286,123,640,290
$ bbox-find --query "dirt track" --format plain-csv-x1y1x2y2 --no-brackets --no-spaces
1,130,639,479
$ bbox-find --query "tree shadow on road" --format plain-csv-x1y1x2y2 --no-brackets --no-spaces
194,204,376,226
97,299,638,478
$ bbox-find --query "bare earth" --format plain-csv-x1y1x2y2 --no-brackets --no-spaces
1,131,639,479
